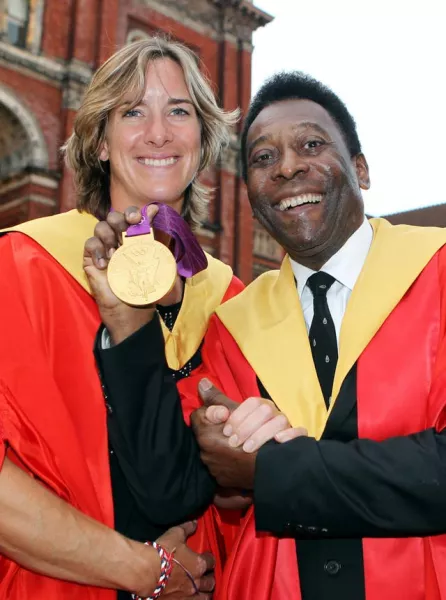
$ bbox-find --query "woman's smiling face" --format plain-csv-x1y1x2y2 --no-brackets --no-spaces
101,57,202,214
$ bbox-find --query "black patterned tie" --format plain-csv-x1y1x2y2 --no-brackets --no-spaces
307,272,338,408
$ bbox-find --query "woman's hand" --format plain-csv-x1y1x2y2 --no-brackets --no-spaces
217,396,307,452
83,205,171,344
200,380,308,453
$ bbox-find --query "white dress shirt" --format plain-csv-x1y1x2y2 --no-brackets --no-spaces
290,219,373,346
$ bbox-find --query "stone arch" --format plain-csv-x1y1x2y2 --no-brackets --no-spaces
0,83,48,179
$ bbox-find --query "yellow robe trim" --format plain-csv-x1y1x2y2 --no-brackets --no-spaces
3,210,233,370
216,218,446,439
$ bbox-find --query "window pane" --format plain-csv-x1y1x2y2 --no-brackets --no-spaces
7,20,27,47
8,0,28,21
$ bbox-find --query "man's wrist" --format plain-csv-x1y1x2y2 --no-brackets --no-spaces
122,539,160,597
105,308,156,345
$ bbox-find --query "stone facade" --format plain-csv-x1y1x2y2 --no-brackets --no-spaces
0,0,275,281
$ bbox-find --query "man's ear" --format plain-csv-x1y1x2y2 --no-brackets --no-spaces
355,153,370,190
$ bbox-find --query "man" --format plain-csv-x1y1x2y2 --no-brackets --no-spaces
190,71,446,600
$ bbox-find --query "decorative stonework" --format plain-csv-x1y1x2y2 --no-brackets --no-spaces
19,193,56,206
252,260,275,279
62,80,86,111
0,40,65,82
0,83,49,174
0,172,58,195
211,0,273,40
0,103,30,178
135,0,219,38
136,0,273,42
0,191,55,209
62,59,92,110
220,134,239,175
66,58,93,84
253,222,283,262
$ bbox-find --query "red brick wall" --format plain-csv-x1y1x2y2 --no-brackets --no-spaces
41,0,73,60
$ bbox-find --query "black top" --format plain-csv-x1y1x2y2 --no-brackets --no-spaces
94,310,215,599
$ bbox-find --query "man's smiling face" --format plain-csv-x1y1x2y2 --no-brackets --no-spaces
246,98,370,268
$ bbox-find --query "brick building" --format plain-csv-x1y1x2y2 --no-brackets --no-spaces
384,204,446,228
0,0,278,282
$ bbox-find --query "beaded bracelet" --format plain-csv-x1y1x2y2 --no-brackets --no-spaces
132,542,174,600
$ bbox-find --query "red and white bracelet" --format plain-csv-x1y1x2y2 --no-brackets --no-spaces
132,542,174,600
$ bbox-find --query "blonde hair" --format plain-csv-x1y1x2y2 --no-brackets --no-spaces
63,37,239,227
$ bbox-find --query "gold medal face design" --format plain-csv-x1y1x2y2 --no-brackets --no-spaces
108,232,177,306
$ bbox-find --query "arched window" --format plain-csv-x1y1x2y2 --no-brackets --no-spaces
7,0,29,48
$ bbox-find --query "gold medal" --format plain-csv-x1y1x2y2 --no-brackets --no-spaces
107,231,177,306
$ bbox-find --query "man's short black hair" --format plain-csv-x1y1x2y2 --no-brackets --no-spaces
240,71,362,181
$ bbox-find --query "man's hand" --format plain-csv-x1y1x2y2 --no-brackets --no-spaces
213,487,253,511
191,402,257,489
151,522,215,599
192,380,307,490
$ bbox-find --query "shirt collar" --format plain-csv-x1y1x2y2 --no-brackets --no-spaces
290,218,373,297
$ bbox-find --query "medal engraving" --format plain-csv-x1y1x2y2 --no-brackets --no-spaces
108,232,177,306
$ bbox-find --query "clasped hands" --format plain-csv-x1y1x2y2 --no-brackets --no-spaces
191,379,307,501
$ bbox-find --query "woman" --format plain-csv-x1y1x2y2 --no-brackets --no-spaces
0,37,239,600
69,36,247,593
77,36,294,596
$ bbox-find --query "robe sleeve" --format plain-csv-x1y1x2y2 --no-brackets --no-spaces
95,317,216,526
0,233,108,517
0,235,49,477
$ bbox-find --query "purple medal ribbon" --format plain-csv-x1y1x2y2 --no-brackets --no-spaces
125,203,208,278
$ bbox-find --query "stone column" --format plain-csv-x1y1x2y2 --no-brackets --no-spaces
216,14,240,269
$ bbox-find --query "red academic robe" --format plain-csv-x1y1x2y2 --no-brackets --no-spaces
0,227,242,599
194,219,446,600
